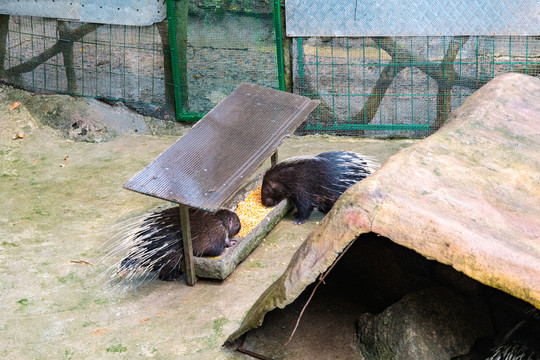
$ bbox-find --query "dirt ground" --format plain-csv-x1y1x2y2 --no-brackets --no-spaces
0,85,415,359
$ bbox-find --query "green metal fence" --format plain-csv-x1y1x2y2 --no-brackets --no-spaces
165,0,284,121
0,0,283,121
293,35,540,137
0,3,539,137
0,15,174,118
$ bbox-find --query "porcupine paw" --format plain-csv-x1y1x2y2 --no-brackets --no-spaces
292,217,308,225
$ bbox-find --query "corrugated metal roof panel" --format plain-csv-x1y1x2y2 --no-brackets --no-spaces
124,83,319,211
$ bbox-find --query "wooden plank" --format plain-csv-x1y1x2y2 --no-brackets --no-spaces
179,205,196,286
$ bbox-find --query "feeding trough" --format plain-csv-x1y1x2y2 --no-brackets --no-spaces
123,83,319,285
192,173,291,280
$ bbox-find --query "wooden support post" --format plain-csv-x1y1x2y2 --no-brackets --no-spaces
179,205,196,286
271,150,278,167
58,21,78,94
172,0,189,111
0,15,9,76
157,19,175,113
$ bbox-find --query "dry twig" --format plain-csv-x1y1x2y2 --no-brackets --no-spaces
285,237,357,345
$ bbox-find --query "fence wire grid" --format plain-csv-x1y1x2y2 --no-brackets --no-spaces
1,15,173,118
0,1,539,138
293,35,540,137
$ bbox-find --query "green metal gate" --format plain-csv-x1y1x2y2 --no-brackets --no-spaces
166,0,286,122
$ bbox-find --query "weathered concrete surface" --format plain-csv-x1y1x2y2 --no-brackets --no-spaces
10,89,187,142
231,73,540,340
0,83,414,359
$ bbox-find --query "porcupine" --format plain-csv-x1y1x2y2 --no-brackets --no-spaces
116,207,240,281
485,308,540,360
261,151,379,224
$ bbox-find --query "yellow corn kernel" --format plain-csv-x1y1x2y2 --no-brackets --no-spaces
235,185,274,238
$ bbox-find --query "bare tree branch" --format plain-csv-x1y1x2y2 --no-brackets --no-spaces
57,21,77,93
157,19,175,111
435,36,469,129
4,23,101,77
352,38,406,125
351,36,472,129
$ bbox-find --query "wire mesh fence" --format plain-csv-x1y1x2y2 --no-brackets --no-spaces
166,0,282,120
0,0,282,120
293,35,540,137
0,1,539,137
1,15,173,118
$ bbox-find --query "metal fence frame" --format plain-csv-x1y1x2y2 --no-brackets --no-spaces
0,1,539,137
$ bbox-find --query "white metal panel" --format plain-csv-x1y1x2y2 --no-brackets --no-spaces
286,0,540,36
80,0,166,26
0,0,166,26
0,0,79,20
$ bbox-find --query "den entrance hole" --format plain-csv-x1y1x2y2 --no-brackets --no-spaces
229,233,539,360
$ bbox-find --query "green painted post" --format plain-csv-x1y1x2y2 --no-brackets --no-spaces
166,0,200,121
273,0,286,91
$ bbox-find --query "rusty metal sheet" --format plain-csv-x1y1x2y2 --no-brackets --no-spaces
124,83,320,211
